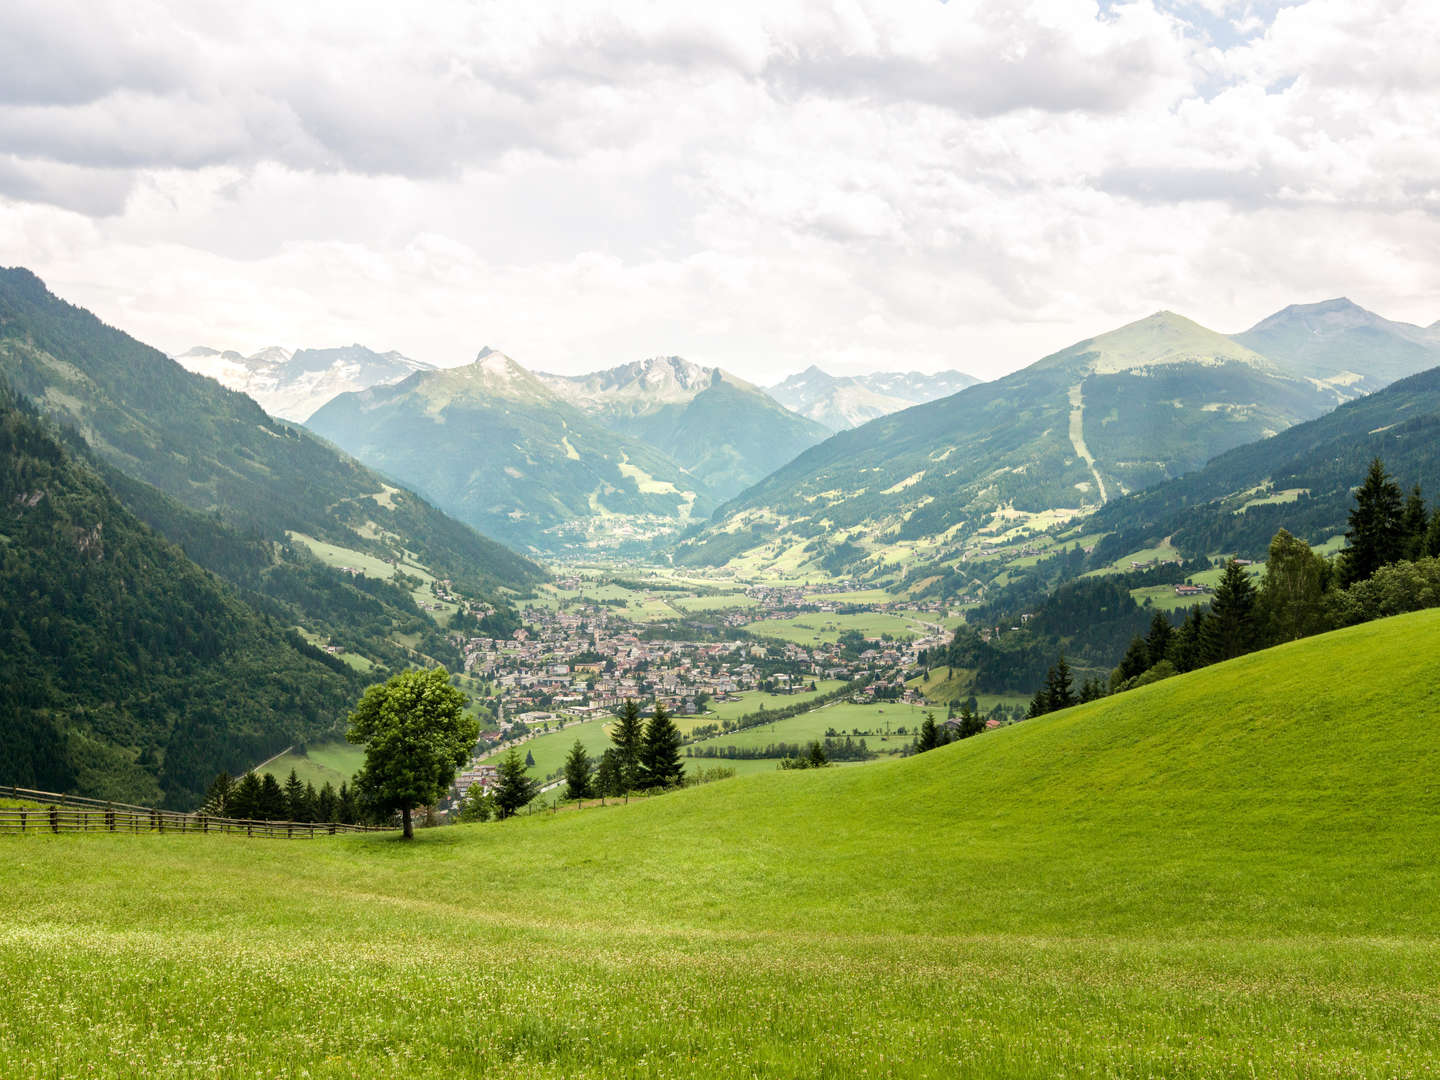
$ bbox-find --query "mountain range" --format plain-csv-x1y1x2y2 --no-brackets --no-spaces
768,366,982,430
173,344,434,422
674,308,1400,575
307,351,831,551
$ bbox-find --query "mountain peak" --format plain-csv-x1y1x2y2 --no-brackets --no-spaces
1047,310,1272,376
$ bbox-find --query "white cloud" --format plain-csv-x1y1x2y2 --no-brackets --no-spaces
0,0,1437,383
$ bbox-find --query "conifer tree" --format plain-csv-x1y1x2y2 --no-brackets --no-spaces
1201,559,1260,663
1027,684,1050,719
230,771,263,819
915,712,941,752
639,704,684,788
525,749,536,769
958,703,985,737
315,781,339,823
302,781,319,823
1340,458,1405,586
337,782,358,825
1115,636,1150,684
203,771,233,815
594,749,623,798
1167,608,1209,673
284,769,306,821
1144,612,1173,666
492,748,540,818
1429,505,1440,559
610,699,645,790
562,739,593,800
1046,655,1077,710
259,772,286,820
1402,485,1430,561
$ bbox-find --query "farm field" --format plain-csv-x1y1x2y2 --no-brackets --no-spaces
693,700,935,753
6,610,1440,1077
477,715,615,782
745,611,922,644
674,680,848,730
256,741,366,790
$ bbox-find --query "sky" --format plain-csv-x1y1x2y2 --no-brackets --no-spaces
1,0,1437,383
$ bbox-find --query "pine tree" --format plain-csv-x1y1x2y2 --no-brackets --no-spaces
230,772,263,819
1166,608,1209,673
203,771,233,815
915,712,941,753
315,781,339,823
1402,485,1430,561
610,699,645,791
1027,685,1049,719
1144,612,1173,666
958,703,985,738
258,772,287,820
562,739,593,800
337,781,358,825
284,769,306,821
1046,656,1076,710
594,749,623,798
492,748,540,818
1201,559,1260,663
1115,636,1150,684
1429,504,1440,559
639,704,684,789
1340,458,1405,586
524,749,536,769
807,740,829,768
302,781,319,823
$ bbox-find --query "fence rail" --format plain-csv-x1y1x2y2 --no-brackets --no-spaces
0,785,392,838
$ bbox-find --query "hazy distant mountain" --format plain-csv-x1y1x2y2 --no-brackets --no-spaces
307,349,716,552
675,311,1344,574
769,366,982,430
537,356,831,500
173,343,434,421
1231,298,1440,394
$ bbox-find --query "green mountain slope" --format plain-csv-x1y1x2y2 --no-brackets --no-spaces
0,386,356,807
1233,297,1440,393
1088,363,1440,562
677,311,1341,574
0,269,544,670
539,356,832,501
7,609,1440,1076
306,349,717,552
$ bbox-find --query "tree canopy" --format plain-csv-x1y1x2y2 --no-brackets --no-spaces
347,666,476,839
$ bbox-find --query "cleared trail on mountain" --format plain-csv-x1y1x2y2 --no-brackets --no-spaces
1068,381,1108,503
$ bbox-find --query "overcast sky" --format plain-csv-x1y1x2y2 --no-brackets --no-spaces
1,0,1437,382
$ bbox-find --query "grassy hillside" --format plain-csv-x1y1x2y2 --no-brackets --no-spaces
5,610,1440,1076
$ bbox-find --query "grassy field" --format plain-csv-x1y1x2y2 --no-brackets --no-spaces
745,611,922,644
477,715,616,781
6,610,1440,1076
674,680,848,731
693,700,935,753
256,740,366,789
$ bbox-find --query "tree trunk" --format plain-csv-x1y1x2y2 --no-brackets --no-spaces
402,806,413,839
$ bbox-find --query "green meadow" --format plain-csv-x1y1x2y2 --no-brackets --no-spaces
255,740,366,790
745,611,921,644
5,610,1440,1077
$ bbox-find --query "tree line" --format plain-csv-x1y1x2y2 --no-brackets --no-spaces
203,769,366,824
688,735,876,762
1027,458,1440,715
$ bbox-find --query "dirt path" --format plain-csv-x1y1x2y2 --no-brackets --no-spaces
1067,382,1108,504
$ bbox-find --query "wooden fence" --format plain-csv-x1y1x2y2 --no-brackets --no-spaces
0,785,393,838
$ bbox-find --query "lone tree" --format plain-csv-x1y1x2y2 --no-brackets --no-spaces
492,748,540,818
347,666,476,839
562,739,594,800
1202,559,1260,663
640,704,684,789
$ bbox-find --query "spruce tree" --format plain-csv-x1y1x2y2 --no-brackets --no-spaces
1201,559,1260,663
915,713,941,753
315,781,339,823
259,772,287,820
1115,636,1150,683
958,704,984,738
1429,505,1440,559
492,748,540,818
203,771,233,815
1027,685,1049,719
337,782,358,825
284,769,306,821
594,749,623,798
1402,485,1430,561
230,772,263,819
1167,608,1209,673
1341,458,1405,586
639,704,684,789
610,699,645,791
562,739,593,800
524,749,536,769
1144,612,1173,666
1047,656,1077,710
302,781,319,823
807,740,829,768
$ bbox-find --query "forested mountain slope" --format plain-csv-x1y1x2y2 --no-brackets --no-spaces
1088,363,1440,562
0,386,356,807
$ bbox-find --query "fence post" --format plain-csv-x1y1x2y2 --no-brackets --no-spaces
19,809,26,833
50,806,58,833
107,805,115,832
